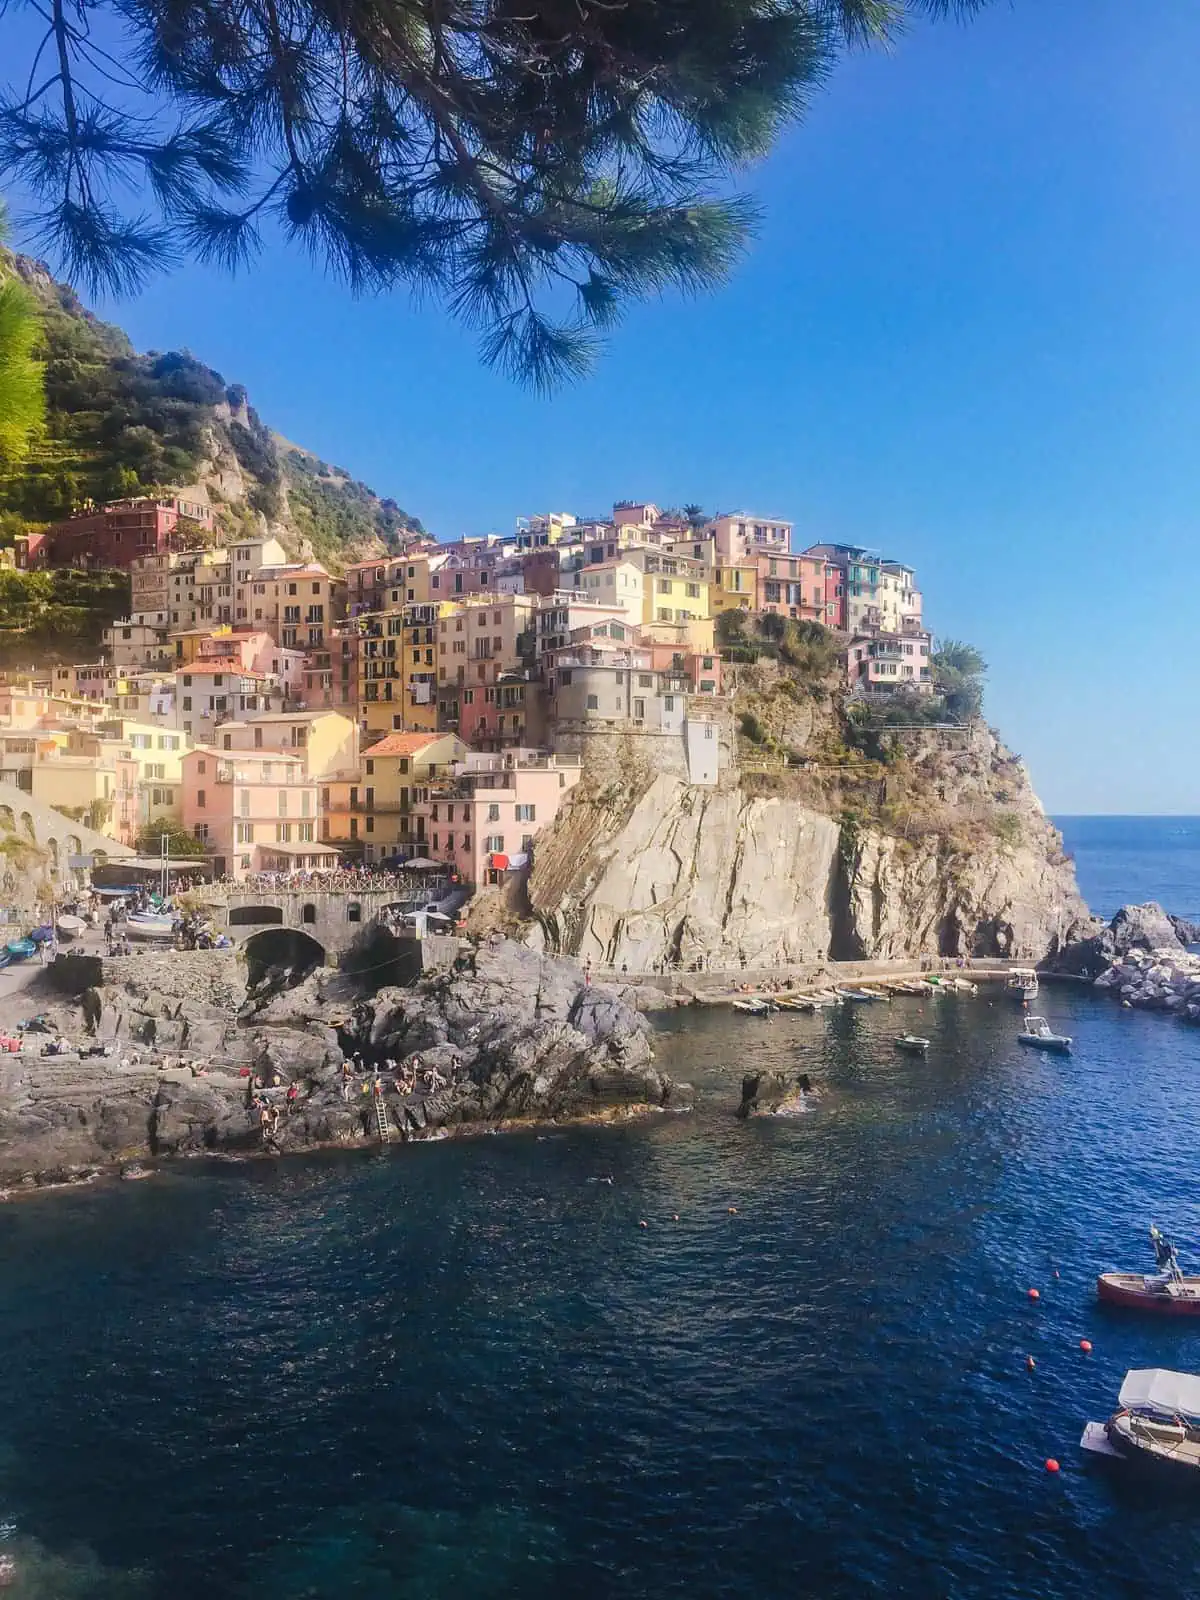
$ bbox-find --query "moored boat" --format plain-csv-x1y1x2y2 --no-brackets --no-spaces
1097,1226,1200,1315
1017,1015,1072,1052
836,988,882,1003
894,1034,930,1054
732,997,776,1016
1082,1369,1200,1477
1005,967,1039,1001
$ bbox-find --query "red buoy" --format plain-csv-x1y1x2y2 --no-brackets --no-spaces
1045,1458,1060,1473
1027,1288,1041,1301
1080,1339,1093,1353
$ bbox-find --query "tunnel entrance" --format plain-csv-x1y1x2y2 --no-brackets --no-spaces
242,927,327,991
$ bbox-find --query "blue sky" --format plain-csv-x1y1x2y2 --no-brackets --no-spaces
3,0,1196,812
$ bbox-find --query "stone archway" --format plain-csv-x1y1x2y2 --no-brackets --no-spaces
241,926,327,988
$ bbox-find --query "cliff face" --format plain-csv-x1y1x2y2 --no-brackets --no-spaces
529,719,1091,969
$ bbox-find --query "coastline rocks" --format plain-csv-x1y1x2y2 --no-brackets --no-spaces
0,941,690,1185
1054,903,1200,1022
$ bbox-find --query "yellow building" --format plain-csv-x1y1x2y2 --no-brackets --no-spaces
359,601,453,743
216,709,358,780
96,717,192,832
709,562,759,614
28,731,141,846
325,731,467,863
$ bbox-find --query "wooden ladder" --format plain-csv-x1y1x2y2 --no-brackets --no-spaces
374,1093,391,1145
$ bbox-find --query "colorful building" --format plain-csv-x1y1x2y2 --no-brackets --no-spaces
707,513,793,564
180,747,326,878
175,666,285,745
755,552,826,622
214,709,358,782
845,623,934,695
340,731,468,862
33,495,214,571
415,749,581,887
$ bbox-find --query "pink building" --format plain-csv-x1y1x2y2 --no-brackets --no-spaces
180,747,328,878
197,631,306,699
755,552,826,621
638,638,722,695
415,750,581,887
845,623,934,695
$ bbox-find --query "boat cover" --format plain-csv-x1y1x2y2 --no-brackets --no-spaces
1119,1369,1200,1420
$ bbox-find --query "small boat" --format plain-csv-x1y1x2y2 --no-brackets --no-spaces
1082,1368,1200,1477
1097,1226,1200,1316
125,913,177,942
894,1034,930,1054
0,952,11,971
55,914,86,940
836,988,882,1003
5,939,35,961
1006,967,1040,1001
1017,1015,1072,1052
732,997,776,1016
28,925,55,945
857,985,890,1000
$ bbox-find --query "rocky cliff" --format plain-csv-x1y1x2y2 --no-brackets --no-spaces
529,712,1091,969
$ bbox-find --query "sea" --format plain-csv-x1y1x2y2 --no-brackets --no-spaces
0,821,1199,1598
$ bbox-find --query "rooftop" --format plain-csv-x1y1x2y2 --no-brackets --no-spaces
362,732,448,758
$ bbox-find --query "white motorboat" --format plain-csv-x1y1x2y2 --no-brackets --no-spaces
1082,1368,1200,1476
1005,967,1040,1001
1018,1015,1072,1053
894,1034,930,1054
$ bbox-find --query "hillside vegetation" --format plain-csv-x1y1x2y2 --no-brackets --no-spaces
0,252,423,569
0,567,129,665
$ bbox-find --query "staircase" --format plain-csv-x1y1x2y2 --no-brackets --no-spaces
374,1092,391,1144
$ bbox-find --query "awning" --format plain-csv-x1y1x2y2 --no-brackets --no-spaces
1119,1369,1200,1419
258,840,342,858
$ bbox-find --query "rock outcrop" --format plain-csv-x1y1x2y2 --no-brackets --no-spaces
530,723,1091,970
1053,902,1200,1023
0,942,688,1187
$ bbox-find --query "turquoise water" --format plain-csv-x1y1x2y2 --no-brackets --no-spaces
1056,815,1200,921
1,984,1200,1596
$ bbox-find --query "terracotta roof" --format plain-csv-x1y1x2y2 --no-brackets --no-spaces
362,732,445,758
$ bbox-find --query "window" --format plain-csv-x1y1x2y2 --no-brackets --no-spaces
301,791,311,817
192,823,208,843
365,759,374,776
299,822,314,841
686,583,700,598
276,823,291,842
664,695,676,712
148,763,165,780
239,790,250,817
485,834,505,852
182,696,192,711
515,804,535,822
236,823,253,843
182,674,192,686
638,674,653,688
196,789,206,809
347,902,362,922
487,803,500,822
586,694,599,711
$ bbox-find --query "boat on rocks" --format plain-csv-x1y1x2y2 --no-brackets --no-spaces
125,913,177,942
894,1034,930,1054
5,939,35,961
1082,1368,1200,1476
54,914,86,940
1005,967,1040,1001
1017,1015,1072,1052
1097,1226,1200,1315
